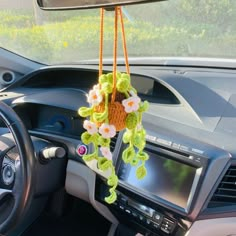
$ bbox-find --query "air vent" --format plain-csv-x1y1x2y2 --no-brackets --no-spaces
208,166,236,207
0,94,8,97
0,70,15,85
110,133,119,152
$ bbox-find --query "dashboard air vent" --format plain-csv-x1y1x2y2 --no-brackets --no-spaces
0,94,8,97
110,133,119,152
208,166,236,207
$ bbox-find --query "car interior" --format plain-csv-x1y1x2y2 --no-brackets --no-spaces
0,0,236,236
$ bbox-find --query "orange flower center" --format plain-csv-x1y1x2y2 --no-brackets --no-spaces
104,128,110,133
88,125,92,130
92,94,98,100
128,101,134,107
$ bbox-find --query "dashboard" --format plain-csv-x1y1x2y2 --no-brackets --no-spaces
1,64,236,236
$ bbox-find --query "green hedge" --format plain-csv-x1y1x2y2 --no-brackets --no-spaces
0,8,235,64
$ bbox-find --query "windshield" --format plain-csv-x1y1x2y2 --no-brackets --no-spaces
0,0,236,64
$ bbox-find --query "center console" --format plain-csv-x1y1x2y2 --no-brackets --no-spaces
96,138,209,235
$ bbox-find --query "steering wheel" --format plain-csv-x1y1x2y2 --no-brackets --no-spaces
0,101,35,234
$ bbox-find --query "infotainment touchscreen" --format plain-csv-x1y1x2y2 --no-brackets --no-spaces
118,148,201,210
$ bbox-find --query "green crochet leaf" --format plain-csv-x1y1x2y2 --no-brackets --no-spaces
99,74,108,84
105,189,117,204
137,151,149,161
78,107,93,117
125,112,138,130
81,132,93,145
133,133,143,149
107,174,118,187
138,101,149,113
137,128,146,139
122,130,132,143
98,136,110,147
116,77,130,93
82,151,97,162
91,133,100,145
130,158,139,166
93,110,107,123
116,72,122,79
106,73,113,84
101,82,113,94
97,158,112,171
122,146,135,164
136,165,147,180
121,73,130,82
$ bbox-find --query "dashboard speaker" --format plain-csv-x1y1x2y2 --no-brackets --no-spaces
0,70,15,85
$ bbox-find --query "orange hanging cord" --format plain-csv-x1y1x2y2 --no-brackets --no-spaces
111,7,119,103
99,8,104,78
99,6,130,101
118,7,130,75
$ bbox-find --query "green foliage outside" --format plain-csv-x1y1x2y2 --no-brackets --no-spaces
0,0,236,64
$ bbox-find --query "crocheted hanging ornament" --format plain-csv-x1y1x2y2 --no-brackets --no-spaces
78,6,149,204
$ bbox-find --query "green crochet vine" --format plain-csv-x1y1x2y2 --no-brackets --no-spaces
78,72,149,204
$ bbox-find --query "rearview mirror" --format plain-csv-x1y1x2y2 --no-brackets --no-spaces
37,0,165,10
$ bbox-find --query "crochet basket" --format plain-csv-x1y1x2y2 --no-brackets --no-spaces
94,92,127,131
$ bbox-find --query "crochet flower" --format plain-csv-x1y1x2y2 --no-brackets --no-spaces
83,120,98,135
122,96,141,113
99,123,116,139
87,88,102,106
100,147,112,160
93,84,100,90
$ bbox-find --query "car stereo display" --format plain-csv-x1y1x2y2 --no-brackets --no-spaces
118,148,200,210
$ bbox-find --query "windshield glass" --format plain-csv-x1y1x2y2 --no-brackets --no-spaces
0,0,236,64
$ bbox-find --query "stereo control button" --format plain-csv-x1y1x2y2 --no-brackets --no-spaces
131,211,138,218
119,195,128,204
125,208,131,215
161,218,175,234
161,226,171,234
138,215,144,221
151,221,160,230
153,212,163,224
146,219,151,225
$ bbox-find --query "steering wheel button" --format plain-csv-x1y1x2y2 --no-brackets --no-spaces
2,164,14,185
7,170,11,177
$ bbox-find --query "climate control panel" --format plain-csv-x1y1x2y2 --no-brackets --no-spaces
113,191,176,235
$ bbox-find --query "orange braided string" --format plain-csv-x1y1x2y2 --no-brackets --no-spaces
118,7,130,75
112,7,119,103
99,8,104,78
